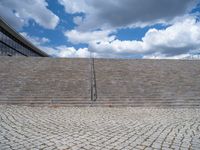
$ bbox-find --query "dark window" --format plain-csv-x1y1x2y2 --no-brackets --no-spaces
0,29,42,57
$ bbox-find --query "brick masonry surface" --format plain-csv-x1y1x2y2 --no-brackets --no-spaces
0,105,200,150
0,57,200,107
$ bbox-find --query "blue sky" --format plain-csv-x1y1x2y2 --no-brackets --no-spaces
0,0,200,58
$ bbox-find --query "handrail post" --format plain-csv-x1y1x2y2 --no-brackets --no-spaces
90,53,97,101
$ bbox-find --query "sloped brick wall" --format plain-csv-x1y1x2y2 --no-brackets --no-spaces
0,57,200,107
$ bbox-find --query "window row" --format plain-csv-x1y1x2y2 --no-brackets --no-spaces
0,42,23,56
0,29,39,57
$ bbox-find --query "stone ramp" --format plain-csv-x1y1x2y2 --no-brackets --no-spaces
0,57,200,107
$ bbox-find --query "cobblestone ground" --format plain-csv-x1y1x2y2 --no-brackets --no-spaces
0,106,200,150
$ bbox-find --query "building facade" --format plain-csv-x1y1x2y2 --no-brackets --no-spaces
0,17,48,57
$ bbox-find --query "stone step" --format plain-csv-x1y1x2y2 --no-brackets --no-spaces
0,97,90,100
95,96,200,101
0,101,92,105
1,103,199,107
0,100,199,107
90,103,200,107
0,103,92,107
1,57,200,107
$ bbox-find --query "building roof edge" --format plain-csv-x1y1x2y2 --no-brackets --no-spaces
0,17,49,57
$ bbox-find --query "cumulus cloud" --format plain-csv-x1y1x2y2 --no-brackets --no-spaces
60,0,200,59
58,0,88,14
0,5,25,30
65,30,116,44
143,53,191,59
20,32,91,58
0,0,59,30
59,0,197,30
54,46,90,58
20,32,50,46
21,16,200,59
73,16,84,25
65,16,200,58
141,18,200,56
42,46,91,58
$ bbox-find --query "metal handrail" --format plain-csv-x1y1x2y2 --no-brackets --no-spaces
90,53,97,101
92,58,97,101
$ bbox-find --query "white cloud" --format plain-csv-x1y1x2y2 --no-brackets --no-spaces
20,32,50,46
19,16,200,59
65,30,116,44
59,0,197,31
20,32,91,58
65,16,200,58
73,16,84,25
55,46,90,58
141,17,200,56
143,53,191,59
42,46,91,58
58,0,88,14
60,0,200,59
0,5,25,30
0,0,59,30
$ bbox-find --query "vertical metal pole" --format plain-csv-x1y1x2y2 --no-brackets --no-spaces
92,57,97,101
90,52,93,101
90,52,97,101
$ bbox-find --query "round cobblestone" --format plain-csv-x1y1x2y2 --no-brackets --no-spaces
0,105,200,150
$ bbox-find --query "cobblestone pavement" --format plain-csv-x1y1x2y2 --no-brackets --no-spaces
0,106,200,150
